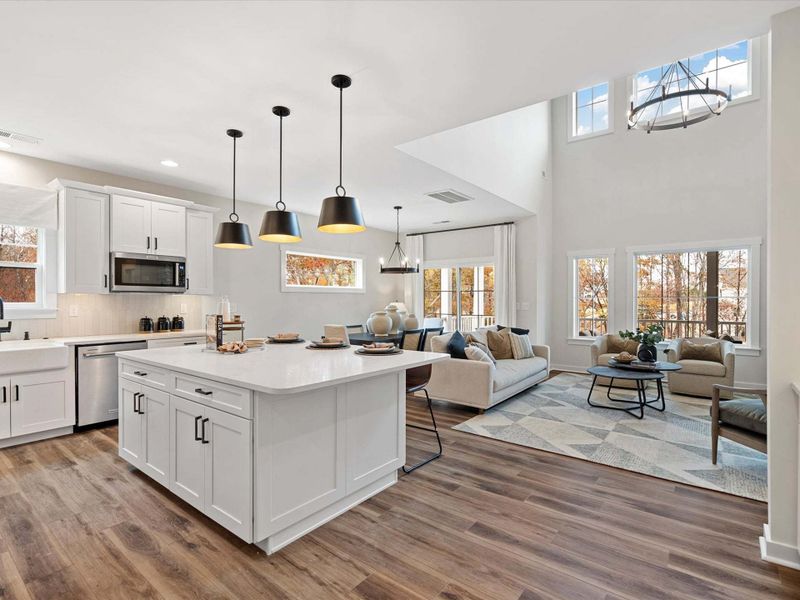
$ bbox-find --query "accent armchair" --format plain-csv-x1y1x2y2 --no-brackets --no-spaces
711,384,766,464
665,337,735,399
589,334,641,389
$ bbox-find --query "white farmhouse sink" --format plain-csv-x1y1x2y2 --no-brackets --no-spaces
0,340,69,375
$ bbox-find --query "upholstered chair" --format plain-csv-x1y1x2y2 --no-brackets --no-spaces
589,334,641,389
665,337,735,399
711,384,766,464
399,328,426,351
323,324,349,344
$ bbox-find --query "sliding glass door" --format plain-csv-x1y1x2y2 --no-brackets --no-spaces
423,264,495,332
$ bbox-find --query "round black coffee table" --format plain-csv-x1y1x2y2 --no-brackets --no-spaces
586,366,666,419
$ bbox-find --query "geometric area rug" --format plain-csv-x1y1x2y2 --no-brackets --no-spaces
452,372,767,502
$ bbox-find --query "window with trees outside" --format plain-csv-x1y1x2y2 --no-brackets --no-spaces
423,264,494,332
281,249,364,293
572,255,610,337
634,248,750,343
0,224,42,305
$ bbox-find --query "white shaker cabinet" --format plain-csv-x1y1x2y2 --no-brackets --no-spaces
118,378,170,487
9,370,71,437
169,394,206,511
111,195,186,257
58,187,110,294
185,210,214,295
152,202,187,257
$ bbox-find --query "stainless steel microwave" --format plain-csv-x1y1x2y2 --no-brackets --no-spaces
110,252,186,293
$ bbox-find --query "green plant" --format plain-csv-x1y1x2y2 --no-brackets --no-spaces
619,324,664,346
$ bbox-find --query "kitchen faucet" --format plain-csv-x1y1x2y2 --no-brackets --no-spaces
0,297,11,341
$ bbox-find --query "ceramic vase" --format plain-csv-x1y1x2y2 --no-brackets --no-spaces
368,311,392,336
384,305,401,334
637,343,658,363
404,314,419,330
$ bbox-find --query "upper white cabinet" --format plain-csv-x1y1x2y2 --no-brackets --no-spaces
111,195,186,257
58,187,110,294
185,210,214,295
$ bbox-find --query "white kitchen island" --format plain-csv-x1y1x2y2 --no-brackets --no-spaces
116,343,446,554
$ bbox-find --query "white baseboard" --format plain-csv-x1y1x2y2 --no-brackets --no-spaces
550,364,586,373
760,524,800,570
0,426,73,449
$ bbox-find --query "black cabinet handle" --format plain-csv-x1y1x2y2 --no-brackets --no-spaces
133,392,140,414
183,342,198,346
1,386,5,404
186,277,190,291
146,236,150,250
104,274,108,288
14,385,19,402
194,387,212,396
194,415,202,441
133,371,148,377
138,394,145,415
155,237,158,251
201,418,209,444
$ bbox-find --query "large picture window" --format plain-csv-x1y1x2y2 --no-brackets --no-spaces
423,263,494,332
633,244,755,345
0,224,43,306
281,249,364,293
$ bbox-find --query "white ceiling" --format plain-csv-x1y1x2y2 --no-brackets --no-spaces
0,1,796,232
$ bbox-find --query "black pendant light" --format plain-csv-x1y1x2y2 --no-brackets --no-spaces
318,74,366,234
214,129,253,249
380,206,419,274
259,106,302,243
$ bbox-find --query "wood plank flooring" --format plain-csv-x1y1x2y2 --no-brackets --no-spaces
0,393,798,599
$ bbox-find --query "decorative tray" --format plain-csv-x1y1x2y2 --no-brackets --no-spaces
355,347,403,356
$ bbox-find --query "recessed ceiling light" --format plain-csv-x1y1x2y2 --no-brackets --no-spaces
0,141,10,150
160,159,179,168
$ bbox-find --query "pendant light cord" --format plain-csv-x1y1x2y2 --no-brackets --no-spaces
336,85,346,197
231,135,238,222
395,207,400,243
277,114,285,211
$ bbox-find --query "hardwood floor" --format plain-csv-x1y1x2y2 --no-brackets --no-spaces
0,395,798,599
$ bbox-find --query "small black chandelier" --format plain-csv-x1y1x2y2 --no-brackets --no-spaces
380,206,419,274
628,60,731,133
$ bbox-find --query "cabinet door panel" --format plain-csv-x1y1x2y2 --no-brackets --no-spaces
185,210,214,295
10,371,71,437
204,406,252,541
119,379,142,465
141,387,170,486
152,203,186,257
111,195,151,253
169,395,205,511
64,189,109,294
0,377,10,440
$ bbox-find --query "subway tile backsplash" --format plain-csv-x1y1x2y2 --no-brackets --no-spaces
4,294,215,340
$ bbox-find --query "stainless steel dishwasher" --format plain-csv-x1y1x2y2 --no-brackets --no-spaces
77,340,147,427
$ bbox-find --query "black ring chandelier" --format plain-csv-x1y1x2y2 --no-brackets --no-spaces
380,206,419,274
628,60,731,133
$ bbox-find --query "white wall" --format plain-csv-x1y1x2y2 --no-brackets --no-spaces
0,152,402,340
762,7,800,569
548,36,769,385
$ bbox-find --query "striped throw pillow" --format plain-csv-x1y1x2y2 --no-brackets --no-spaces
509,332,534,359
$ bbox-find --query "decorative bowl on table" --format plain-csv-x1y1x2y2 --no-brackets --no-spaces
244,338,267,349
360,342,396,354
217,341,248,354
614,351,635,364
310,337,346,348
268,333,303,344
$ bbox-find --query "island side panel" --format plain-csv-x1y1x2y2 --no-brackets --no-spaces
254,371,404,551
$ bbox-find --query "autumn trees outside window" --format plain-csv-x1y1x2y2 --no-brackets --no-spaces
423,264,495,332
0,224,41,304
573,255,610,337
281,249,364,293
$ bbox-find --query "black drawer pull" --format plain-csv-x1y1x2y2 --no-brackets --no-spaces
14,385,19,402
194,415,202,441
194,388,213,396
201,418,209,444
133,371,148,377
1,386,5,404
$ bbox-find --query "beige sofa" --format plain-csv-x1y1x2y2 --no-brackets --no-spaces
665,337,735,399
590,334,642,389
425,328,550,410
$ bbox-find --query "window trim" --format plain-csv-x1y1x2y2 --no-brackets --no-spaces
568,81,615,143
1,226,58,319
625,237,761,355
280,247,365,294
628,37,761,129
422,257,496,332
567,249,615,344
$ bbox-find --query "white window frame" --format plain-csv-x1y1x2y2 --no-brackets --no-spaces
625,237,761,356
568,81,614,142
422,256,496,332
628,37,761,129
0,226,58,319
567,249,615,345
280,247,365,294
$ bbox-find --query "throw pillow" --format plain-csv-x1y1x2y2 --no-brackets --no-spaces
465,345,495,366
466,334,495,358
497,325,531,335
486,328,513,360
468,341,496,363
509,332,534,359
681,339,722,363
446,330,468,359
606,334,639,355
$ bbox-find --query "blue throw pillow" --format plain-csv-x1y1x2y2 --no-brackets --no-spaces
497,325,530,335
447,330,468,359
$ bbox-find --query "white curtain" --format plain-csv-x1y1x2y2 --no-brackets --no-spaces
494,224,517,327
0,182,58,229
403,234,424,320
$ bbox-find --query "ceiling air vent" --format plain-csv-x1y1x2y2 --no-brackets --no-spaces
426,189,473,204
0,129,42,144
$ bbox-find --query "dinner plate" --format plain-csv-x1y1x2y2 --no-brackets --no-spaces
355,347,403,356
268,337,305,344
359,346,397,354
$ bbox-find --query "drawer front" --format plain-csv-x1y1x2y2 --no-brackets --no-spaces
146,336,206,349
172,373,252,418
119,360,169,390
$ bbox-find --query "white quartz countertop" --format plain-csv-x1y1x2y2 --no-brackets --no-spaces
117,344,448,394
47,330,206,346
